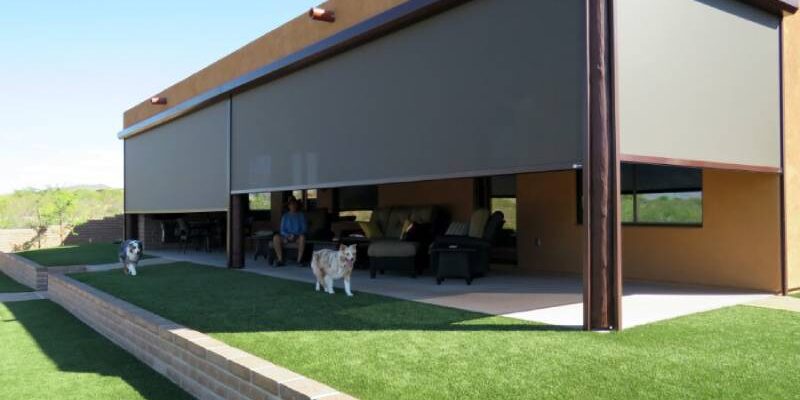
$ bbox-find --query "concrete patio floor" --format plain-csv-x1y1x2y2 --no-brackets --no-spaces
148,249,772,329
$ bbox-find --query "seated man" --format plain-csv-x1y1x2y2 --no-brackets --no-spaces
272,197,307,266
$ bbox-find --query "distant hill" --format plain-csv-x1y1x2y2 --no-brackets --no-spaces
62,184,116,191
0,187,123,229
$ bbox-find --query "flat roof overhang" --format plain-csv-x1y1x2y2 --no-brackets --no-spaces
745,0,798,13
117,0,796,141
118,0,469,140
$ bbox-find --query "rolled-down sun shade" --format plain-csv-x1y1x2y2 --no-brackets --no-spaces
125,100,229,213
230,0,587,193
616,0,781,169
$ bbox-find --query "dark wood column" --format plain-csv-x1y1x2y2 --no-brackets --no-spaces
583,0,622,331
228,194,247,269
124,214,139,241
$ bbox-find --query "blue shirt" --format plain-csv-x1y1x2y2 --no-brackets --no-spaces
280,212,307,237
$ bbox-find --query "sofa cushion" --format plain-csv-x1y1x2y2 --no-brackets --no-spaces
358,221,383,239
468,209,490,238
368,240,419,258
410,206,434,224
371,208,391,234
385,208,412,239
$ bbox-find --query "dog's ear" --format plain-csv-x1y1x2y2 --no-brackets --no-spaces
349,244,357,251
339,244,347,252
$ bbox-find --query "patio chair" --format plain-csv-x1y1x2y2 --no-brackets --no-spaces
267,208,332,266
430,210,505,285
176,218,206,253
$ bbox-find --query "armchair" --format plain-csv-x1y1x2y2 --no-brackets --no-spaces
430,210,505,285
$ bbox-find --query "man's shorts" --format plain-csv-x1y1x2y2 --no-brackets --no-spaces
279,235,301,244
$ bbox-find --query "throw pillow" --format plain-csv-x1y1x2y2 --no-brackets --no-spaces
399,219,415,241
468,209,490,238
445,221,469,236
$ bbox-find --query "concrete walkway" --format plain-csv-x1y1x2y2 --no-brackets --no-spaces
0,291,47,303
148,249,772,329
84,257,175,272
746,295,800,313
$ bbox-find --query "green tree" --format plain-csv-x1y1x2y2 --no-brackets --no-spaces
38,188,78,242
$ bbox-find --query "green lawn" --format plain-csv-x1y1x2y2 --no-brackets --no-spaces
0,270,32,292
0,300,189,399
16,243,150,267
73,263,800,400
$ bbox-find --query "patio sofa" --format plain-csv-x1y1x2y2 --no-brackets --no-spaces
365,206,448,278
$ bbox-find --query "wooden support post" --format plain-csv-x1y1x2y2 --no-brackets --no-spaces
584,0,622,331
228,194,247,269
124,214,139,241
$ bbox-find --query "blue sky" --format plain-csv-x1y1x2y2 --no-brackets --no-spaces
0,1,320,194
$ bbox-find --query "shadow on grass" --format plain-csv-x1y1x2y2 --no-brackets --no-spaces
2,300,190,399
16,243,153,267
72,263,579,334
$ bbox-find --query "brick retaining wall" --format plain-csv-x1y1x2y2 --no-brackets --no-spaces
48,273,355,400
0,252,47,290
0,215,124,252
0,227,64,252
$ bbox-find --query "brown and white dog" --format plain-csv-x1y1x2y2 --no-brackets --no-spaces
119,240,143,276
311,244,356,296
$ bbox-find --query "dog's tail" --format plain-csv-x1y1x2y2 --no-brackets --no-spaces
311,252,320,271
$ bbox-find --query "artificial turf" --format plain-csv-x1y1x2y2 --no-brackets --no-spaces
74,263,800,400
16,243,150,267
0,300,189,400
0,270,32,292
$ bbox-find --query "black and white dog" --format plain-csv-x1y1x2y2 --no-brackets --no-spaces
119,240,143,276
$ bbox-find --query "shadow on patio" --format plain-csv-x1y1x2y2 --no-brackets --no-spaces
145,249,772,329
71,262,578,334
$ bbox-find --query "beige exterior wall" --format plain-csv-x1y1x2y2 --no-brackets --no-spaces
515,170,782,292
516,171,583,275
378,179,475,222
124,0,407,127
624,170,781,292
783,11,800,291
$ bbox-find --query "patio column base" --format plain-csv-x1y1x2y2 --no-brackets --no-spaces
228,194,247,269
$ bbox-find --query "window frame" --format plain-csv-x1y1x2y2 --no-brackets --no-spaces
622,164,703,228
577,165,704,228
489,195,518,232
248,192,272,211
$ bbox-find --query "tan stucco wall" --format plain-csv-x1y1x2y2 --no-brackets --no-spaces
378,179,474,222
124,0,408,128
783,11,800,291
623,170,782,292
516,171,583,275
515,170,782,292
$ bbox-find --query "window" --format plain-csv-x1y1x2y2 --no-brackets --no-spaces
288,189,318,210
339,210,373,222
576,164,703,226
337,185,378,222
249,193,271,211
489,175,517,231
622,164,702,226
